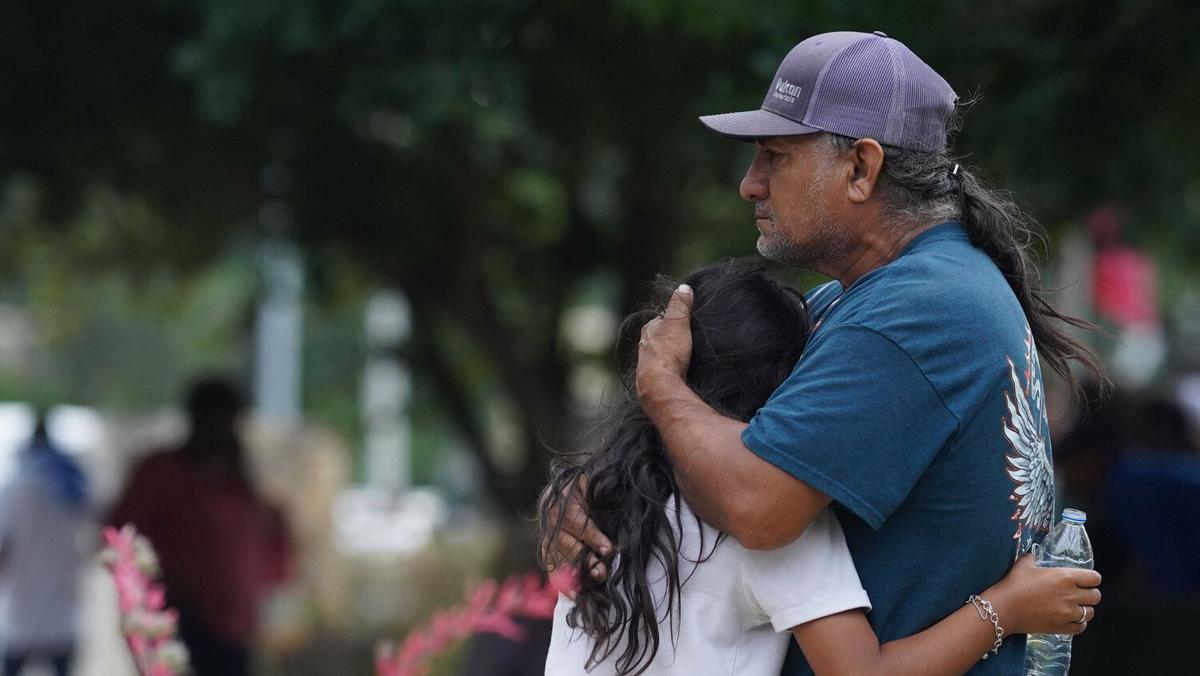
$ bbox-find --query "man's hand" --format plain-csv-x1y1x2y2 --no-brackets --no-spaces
539,475,614,593
630,281,829,549
538,285,694,596
636,284,694,403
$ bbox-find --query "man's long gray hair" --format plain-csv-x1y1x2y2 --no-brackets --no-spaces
822,129,1107,398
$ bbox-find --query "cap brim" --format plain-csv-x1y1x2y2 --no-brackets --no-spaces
698,109,821,141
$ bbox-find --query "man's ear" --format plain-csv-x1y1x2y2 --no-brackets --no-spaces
847,139,885,204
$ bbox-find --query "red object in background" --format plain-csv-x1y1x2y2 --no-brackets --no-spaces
107,451,294,646
1087,205,1160,327
1093,247,1159,326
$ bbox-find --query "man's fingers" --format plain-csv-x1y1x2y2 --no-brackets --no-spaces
556,496,612,557
560,479,612,555
576,518,613,558
635,285,694,386
556,557,604,600
540,537,556,571
556,480,596,536
545,530,610,583
547,530,588,570
586,551,608,581
546,475,613,574
662,284,694,320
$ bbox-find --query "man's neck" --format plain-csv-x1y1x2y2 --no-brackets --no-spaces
830,219,937,287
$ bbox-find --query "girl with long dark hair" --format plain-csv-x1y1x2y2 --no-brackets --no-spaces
540,261,1098,676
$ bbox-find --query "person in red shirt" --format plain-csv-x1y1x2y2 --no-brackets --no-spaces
109,379,292,676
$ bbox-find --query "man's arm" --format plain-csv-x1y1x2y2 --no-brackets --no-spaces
636,285,831,550
540,284,830,578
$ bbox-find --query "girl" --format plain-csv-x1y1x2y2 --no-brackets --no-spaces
540,260,1099,676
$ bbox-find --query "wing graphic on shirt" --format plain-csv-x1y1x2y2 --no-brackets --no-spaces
1002,329,1054,555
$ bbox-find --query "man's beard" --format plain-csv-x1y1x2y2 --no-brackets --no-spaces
756,172,849,272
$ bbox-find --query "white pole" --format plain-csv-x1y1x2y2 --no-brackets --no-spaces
254,238,305,426
361,289,412,490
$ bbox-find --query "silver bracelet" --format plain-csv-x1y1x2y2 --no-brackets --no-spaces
966,594,1005,659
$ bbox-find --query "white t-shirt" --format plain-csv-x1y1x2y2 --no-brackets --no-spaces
545,498,869,675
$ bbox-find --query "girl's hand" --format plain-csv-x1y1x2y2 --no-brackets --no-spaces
985,554,1102,637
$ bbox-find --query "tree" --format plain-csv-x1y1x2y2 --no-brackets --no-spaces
2,0,1197,525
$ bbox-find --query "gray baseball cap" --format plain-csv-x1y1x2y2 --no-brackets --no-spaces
699,31,957,151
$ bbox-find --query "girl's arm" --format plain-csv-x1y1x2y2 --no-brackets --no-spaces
792,555,1102,676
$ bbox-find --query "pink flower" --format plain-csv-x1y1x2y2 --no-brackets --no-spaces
375,567,579,676
101,525,191,676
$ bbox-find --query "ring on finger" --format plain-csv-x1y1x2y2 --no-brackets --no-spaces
1076,606,1089,624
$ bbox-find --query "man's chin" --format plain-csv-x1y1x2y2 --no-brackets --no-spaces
757,237,814,269
756,236,788,263
755,237,770,259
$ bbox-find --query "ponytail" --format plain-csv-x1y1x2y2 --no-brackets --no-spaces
953,164,1108,397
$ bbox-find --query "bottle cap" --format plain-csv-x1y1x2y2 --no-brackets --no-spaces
1062,508,1087,524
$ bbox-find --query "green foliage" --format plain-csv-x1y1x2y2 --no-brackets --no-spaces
0,179,254,409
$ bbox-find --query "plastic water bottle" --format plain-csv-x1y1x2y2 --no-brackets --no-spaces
1023,508,1093,676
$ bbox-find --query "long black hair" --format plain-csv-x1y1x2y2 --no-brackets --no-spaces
538,260,811,675
821,127,1108,398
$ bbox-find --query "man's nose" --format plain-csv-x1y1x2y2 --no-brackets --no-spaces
740,163,768,202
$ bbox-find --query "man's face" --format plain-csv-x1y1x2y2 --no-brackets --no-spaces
739,135,849,272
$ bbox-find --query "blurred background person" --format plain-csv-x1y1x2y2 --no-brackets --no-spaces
108,378,294,676
1053,386,1200,673
1056,385,1200,598
1106,396,1200,597
0,412,94,676
1087,206,1167,388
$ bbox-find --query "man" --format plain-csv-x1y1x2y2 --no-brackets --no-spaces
0,414,93,676
544,31,1105,673
109,379,293,676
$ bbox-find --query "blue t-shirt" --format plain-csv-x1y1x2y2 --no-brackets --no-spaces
742,222,1054,675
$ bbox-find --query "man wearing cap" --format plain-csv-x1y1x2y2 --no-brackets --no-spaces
544,30,1106,674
